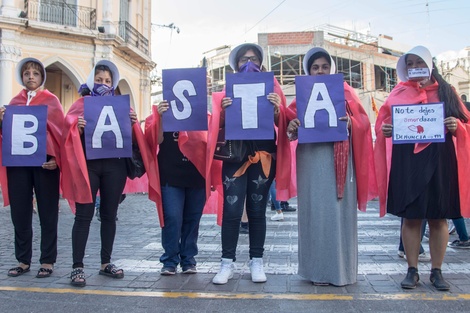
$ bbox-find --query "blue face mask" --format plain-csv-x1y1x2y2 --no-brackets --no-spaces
238,61,261,73
92,83,114,96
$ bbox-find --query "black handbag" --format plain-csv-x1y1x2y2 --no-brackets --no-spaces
214,128,249,163
126,144,146,179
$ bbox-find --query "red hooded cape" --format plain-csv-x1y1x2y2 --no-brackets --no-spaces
144,105,215,227
374,80,470,217
0,89,64,206
285,82,377,212
60,97,159,216
207,79,295,225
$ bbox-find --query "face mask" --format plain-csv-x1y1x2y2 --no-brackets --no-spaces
238,61,261,73
92,83,114,96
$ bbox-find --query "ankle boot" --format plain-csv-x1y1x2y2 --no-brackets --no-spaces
430,268,450,291
401,267,419,289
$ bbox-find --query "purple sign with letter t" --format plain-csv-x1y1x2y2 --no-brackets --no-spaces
225,72,274,140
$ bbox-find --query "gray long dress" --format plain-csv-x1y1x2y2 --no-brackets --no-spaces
297,141,358,286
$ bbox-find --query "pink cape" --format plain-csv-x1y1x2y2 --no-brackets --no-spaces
144,106,216,227
0,89,64,206
207,79,295,225
374,80,470,217
286,82,378,212
60,97,159,217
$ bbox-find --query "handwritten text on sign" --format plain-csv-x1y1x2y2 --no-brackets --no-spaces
391,102,445,144
2,105,47,166
162,67,208,131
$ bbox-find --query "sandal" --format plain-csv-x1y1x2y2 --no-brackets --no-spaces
99,263,124,279
8,265,30,277
70,268,86,287
36,267,53,278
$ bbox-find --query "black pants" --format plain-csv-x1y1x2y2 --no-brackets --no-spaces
7,166,60,265
221,159,275,261
72,158,127,268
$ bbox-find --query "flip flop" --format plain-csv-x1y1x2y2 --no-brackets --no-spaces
36,267,53,278
8,266,30,277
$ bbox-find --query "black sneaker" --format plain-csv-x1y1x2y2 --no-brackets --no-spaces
182,265,197,274
281,202,296,212
160,267,176,275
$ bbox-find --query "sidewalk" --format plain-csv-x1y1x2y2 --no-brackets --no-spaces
0,193,469,295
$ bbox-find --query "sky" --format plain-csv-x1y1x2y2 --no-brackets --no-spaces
151,0,470,72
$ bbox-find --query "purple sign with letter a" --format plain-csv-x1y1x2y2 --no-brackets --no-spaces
225,72,274,140
84,95,132,160
162,67,208,131
2,105,47,166
295,73,347,144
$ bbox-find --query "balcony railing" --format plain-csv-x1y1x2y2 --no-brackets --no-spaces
118,21,149,56
25,0,96,30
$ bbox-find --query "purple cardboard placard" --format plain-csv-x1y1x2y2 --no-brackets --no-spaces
162,67,208,131
295,74,347,144
84,95,132,160
391,102,445,144
2,105,48,166
225,72,274,140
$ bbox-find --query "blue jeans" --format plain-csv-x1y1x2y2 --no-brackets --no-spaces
221,159,275,260
160,184,205,269
269,179,281,211
398,218,425,254
452,218,469,241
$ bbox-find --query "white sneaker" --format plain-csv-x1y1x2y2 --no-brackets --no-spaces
397,250,405,258
270,212,284,221
418,252,431,262
212,258,235,285
249,257,267,283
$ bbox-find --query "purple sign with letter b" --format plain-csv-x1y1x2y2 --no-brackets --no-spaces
2,105,48,166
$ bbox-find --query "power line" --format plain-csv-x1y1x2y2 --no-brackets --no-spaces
241,0,287,36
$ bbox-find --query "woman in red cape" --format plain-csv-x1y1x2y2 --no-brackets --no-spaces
61,60,157,287
374,46,470,291
144,101,213,275
0,58,64,278
286,47,377,286
209,43,294,285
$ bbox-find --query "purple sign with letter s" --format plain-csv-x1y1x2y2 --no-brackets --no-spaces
295,73,347,143
162,67,208,131
2,105,48,166
84,95,132,160
225,72,274,140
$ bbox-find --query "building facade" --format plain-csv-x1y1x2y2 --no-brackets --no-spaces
0,0,154,120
